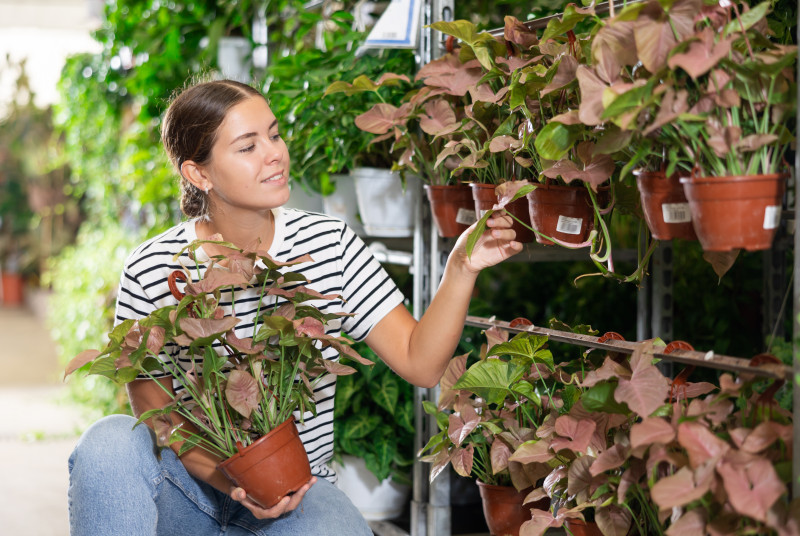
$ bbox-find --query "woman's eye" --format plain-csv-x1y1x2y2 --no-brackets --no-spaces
239,145,255,153
270,133,281,141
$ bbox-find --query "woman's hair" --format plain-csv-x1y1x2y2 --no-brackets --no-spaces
161,79,264,218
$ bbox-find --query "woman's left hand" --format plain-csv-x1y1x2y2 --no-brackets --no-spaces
451,211,523,274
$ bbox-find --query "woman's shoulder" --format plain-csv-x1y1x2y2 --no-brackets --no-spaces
123,220,194,275
279,207,350,241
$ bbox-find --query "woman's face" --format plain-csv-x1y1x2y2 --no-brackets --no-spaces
203,95,291,212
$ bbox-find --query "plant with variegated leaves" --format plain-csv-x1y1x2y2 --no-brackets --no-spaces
64,238,370,460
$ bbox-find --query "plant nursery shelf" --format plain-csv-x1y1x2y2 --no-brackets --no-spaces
464,315,791,380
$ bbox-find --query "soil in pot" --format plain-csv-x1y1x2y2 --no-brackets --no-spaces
635,170,697,241
477,482,549,536
425,184,476,238
526,182,594,246
471,183,536,243
217,418,311,509
679,173,787,251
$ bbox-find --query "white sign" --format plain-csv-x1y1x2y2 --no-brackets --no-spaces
363,0,421,49
556,216,583,235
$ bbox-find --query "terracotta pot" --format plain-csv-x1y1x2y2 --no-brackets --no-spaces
1,272,24,306
217,419,311,508
565,518,604,536
477,482,549,536
425,184,476,238
526,183,593,246
679,173,787,251
470,183,536,243
635,170,697,241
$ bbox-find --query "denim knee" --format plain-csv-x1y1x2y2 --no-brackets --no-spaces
68,414,157,475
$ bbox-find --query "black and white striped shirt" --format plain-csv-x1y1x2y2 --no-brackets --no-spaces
114,207,405,481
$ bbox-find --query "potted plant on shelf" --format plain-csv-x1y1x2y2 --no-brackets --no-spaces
332,342,415,520
420,326,557,536
266,11,417,232
64,237,371,508
595,0,796,258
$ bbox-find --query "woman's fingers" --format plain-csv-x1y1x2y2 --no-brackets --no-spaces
231,476,317,520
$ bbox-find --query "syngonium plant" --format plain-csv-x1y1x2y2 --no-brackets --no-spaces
579,0,797,180
514,340,798,536
65,238,371,460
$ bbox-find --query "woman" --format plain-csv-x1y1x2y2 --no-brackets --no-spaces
68,79,522,535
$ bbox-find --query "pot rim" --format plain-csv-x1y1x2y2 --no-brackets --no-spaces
680,172,789,185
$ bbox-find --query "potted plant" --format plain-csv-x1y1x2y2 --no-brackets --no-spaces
420,326,557,536
594,0,796,257
64,237,372,508
265,11,417,233
332,342,415,520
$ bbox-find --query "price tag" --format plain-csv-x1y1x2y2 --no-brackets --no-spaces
661,203,691,223
456,208,477,225
763,205,781,230
556,216,583,235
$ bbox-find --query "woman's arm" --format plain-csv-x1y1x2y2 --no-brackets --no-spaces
127,379,315,518
365,212,521,387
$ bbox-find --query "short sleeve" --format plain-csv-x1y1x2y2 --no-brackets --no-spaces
337,225,405,341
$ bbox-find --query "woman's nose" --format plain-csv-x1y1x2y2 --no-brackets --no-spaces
262,137,282,163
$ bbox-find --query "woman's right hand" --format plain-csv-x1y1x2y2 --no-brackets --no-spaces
231,476,317,519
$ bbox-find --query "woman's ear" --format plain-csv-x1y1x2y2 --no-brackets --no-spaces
181,160,212,192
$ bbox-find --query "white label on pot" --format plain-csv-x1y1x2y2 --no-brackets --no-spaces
661,203,692,223
556,216,583,235
456,208,478,225
764,205,781,229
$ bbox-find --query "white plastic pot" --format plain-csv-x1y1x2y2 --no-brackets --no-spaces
333,455,410,521
352,167,419,237
322,173,365,235
285,181,324,213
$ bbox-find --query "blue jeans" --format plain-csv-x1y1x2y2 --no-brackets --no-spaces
68,414,372,535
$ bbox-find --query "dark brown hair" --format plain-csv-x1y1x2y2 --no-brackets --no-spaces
161,79,264,218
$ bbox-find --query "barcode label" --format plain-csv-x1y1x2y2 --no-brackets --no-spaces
456,208,477,225
661,203,691,223
556,216,583,235
764,205,781,229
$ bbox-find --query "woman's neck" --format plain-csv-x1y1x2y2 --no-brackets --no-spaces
195,208,276,255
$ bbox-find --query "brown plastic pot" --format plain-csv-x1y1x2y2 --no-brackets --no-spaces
217,418,311,508
635,170,697,241
425,184,476,238
477,482,549,536
1,272,24,306
526,183,593,246
470,183,536,243
565,518,604,536
679,173,787,251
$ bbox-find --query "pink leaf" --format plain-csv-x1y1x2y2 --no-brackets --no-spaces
740,422,792,454
495,180,532,209
267,285,339,301
591,20,637,84
179,317,240,340
576,66,607,126
509,439,554,464
145,326,165,355
615,364,669,418
567,456,595,498
665,509,707,536
419,99,459,136
491,438,512,475
321,360,357,376
542,55,578,96
489,135,523,153
717,452,786,522
185,268,249,295
552,415,597,454
596,505,632,536
504,15,539,49
630,417,676,449
225,369,261,418
452,444,474,478
355,103,408,135
677,422,730,469
650,466,711,509
581,356,631,387
590,444,629,476
448,405,480,446
520,509,558,536
225,330,266,354
64,349,101,378
438,353,469,410
293,317,326,338
667,28,732,80
618,460,645,503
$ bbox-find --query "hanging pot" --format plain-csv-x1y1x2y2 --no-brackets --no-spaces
425,184,476,238
477,482,548,536
679,171,787,251
635,170,697,241
322,173,365,235
217,419,311,509
352,167,419,237
470,183,536,243
526,182,594,246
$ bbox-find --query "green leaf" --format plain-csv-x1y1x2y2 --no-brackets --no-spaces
512,380,542,406
453,359,526,406
581,381,631,414
371,373,399,415
534,122,579,161
541,4,592,42
342,414,381,440
466,208,494,258
366,440,396,482
722,2,770,36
